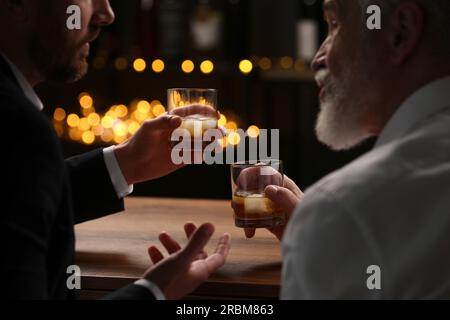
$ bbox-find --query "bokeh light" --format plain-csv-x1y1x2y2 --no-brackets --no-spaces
152,104,166,117
258,57,272,71
79,93,93,109
133,58,146,72
280,56,294,69
82,131,95,145
239,60,253,74
67,114,80,128
227,132,241,146
200,60,214,74
53,108,66,122
218,114,227,126
247,125,260,138
152,59,165,73
181,60,195,74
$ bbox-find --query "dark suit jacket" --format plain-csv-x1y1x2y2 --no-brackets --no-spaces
0,55,154,300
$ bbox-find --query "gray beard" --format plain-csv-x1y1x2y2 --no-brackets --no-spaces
315,68,374,151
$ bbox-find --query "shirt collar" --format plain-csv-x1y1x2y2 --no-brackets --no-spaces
376,76,450,148
1,53,44,111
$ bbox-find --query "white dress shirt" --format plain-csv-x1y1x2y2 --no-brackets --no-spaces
281,76,450,299
3,53,164,299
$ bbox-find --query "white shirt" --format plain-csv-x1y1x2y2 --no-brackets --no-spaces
3,54,164,299
281,76,450,299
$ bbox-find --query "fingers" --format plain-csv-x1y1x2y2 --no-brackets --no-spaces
214,233,231,256
265,185,299,216
179,223,215,262
235,167,282,190
218,125,227,137
159,232,182,254
205,233,231,273
170,105,218,119
148,246,165,264
143,115,182,131
283,175,303,198
244,228,256,238
184,222,208,259
184,222,197,239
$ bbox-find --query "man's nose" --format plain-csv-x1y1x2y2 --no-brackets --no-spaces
311,40,328,72
91,0,115,27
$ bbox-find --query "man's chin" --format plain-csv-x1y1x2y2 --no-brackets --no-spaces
48,59,88,83
315,102,371,151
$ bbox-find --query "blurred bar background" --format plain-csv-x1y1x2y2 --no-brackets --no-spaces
35,0,374,199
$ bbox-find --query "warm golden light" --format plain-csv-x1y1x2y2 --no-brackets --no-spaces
152,59,165,73
67,114,80,128
247,125,260,138
137,100,151,114
113,122,128,137
115,104,128,118
280,56,294,69
79,93,93,109
200,60,214,74
127,121,140,135
225,121,238,131
133,58,146,72
92,125,104,136
134,110,148,123
53,108,66,121
78,117,90,131
69,128,82,141
114,57,128,71
82,107,95,117
101,129,114,143
82,131,95,145
101,115,114,129
106,110,118,120
87,113,100,126
258,57,272,70
152,104,166,117
239,60,253,74
218,114,227,126
150,100,162,107
114,135,127,144
228,132,241,146
181,60,195,73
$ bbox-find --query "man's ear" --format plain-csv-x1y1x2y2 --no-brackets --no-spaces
388,1,424,65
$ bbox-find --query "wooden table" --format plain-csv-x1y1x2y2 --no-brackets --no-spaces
75,197,282,300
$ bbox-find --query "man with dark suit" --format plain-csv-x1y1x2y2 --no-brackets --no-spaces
0,0,230,299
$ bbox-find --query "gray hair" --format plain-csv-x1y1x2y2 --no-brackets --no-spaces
359,0,450,55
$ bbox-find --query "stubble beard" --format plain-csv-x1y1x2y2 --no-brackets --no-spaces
27,22,90,84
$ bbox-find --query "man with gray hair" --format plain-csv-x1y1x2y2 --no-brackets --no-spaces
245,0,450,299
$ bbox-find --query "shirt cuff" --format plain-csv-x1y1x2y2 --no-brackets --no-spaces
134,279,166,300
103,146,134,199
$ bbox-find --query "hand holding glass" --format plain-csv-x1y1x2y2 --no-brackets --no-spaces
231,160,286,229
167,88,218,139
